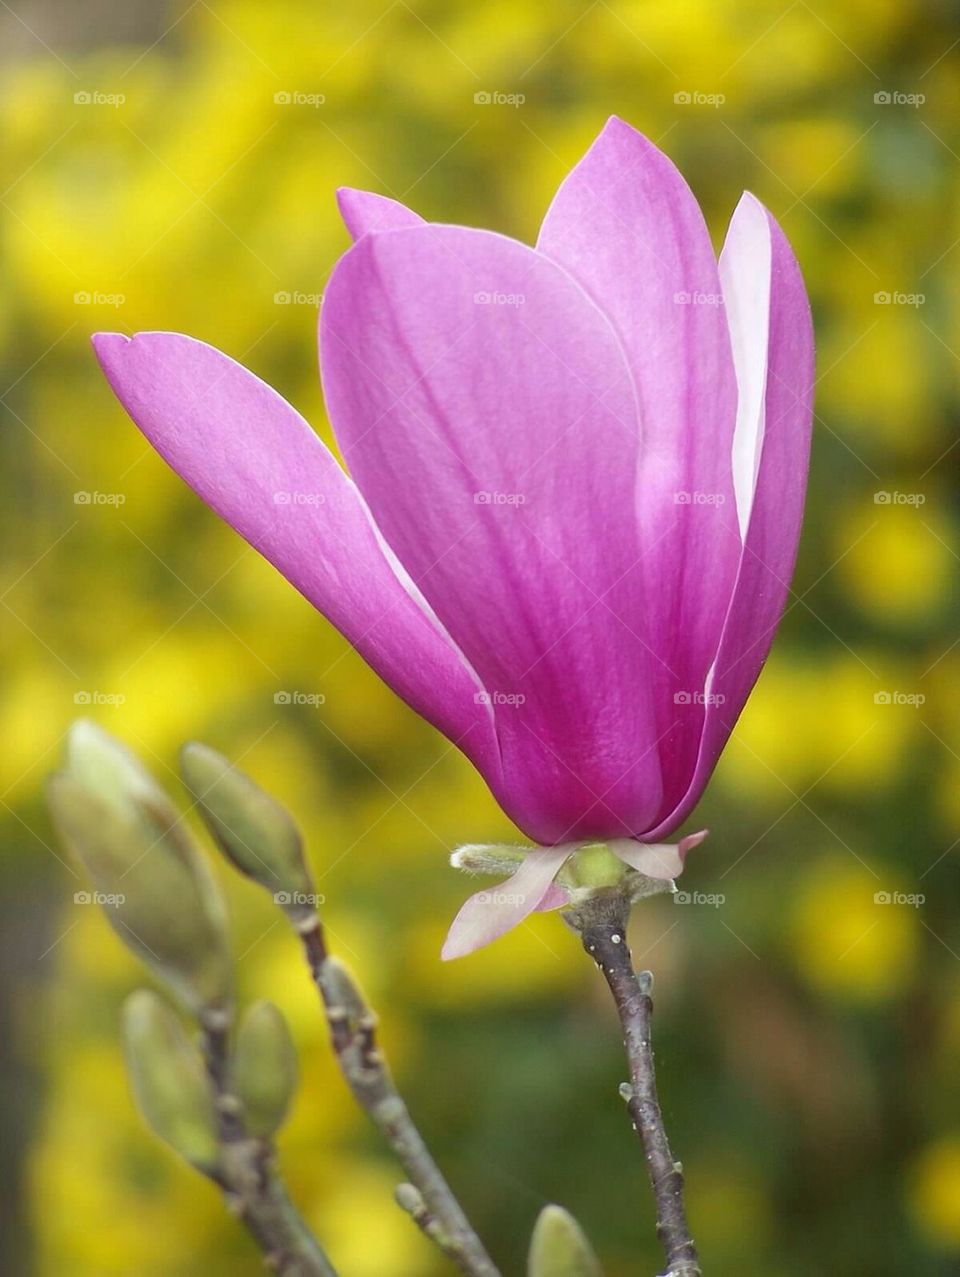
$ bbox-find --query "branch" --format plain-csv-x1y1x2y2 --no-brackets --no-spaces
297,918,500,1277
201,1016,339,1277
564,891,701,1277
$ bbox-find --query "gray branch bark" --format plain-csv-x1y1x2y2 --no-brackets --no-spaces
298,918,500,1277
202,1017,339,1276
565,891,701,1277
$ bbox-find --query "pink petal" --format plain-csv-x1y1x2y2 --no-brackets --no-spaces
336,188,424,240
92,331,500,780
441,845,572,960
537,117,741,812
534,881,570,912
608,831,705,880
645,195,814,840
320,224,663,844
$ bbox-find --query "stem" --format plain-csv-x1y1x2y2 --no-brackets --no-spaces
201,1014,339,1277
297,915,500,1277
565,891,701,1277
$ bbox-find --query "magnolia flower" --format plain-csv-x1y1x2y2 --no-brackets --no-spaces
93,117,813,958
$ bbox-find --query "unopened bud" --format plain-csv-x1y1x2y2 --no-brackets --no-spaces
528,1204,603,1277
122,989,219,1171
450,843,528,876
48,723,232,1015
180,743,314,911
559,843,627,892
394,1182,426,1216
234,1001,298,1139
321,956,372,1024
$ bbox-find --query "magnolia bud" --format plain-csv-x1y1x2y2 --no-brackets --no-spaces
180,743,314,915
528,1204,603,1277
559,843,627,892
48,722,232,1015
234,1001,298,1139
122,989,219,1171
321,956,372,1025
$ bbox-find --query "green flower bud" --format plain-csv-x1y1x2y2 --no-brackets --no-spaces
180,743,314,914
234,1001,298,1139
321,956,372,1024
559,844,626,892
48,722,232,1015
528,1205,603,1277
122,989,220,1171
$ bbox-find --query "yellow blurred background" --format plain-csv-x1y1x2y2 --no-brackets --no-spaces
1,1,959,1273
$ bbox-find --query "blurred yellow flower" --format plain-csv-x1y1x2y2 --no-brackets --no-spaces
788,859,919,1002
908,1135,960,1250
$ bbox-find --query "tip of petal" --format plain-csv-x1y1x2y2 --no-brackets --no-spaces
335,187,423,240
91,331,129,354
678,829,709,860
